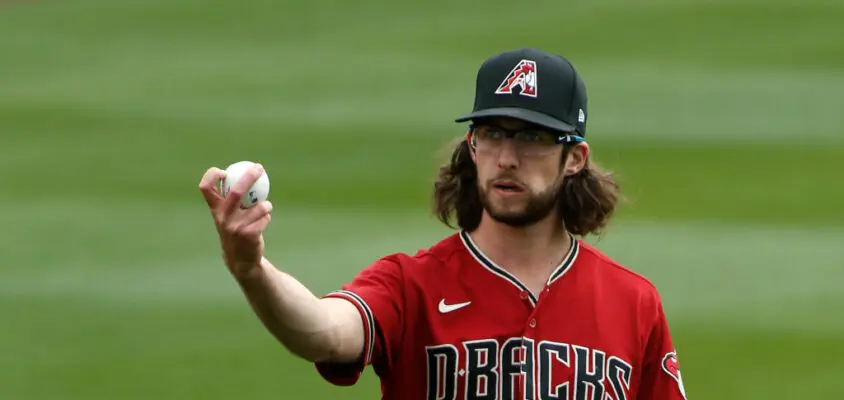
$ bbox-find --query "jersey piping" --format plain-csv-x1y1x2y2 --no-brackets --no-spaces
323,289,376,365
458,230,580,306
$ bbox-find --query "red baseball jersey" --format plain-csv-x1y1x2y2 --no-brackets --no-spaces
315,231,688,400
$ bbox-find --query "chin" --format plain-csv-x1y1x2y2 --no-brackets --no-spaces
479,187,557,228
486,206,539,226
487,203,526,217
488,212,543,228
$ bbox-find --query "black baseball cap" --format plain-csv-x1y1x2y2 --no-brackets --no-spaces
455,48,588,137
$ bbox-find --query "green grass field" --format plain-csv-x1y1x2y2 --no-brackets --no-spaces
1,0,843,398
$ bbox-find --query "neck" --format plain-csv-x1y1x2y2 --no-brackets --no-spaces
468,212,572,276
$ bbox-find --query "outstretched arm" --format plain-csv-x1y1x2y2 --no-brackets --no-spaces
234,257,365,364
198,164,364,364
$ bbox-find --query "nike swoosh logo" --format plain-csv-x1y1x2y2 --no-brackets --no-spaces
438,299,471,313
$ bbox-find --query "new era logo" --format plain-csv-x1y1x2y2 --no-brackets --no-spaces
495,59,537,98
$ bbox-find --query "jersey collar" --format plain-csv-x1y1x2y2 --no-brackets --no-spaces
458,230,580,305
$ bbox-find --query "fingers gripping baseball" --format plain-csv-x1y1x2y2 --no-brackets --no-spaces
242,213,272,237
224,201,273,238
199,163,273,277
199,167,226,210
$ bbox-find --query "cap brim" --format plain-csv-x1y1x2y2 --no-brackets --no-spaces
454,107,576,133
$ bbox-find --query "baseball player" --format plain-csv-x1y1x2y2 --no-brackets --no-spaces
199,47,688,399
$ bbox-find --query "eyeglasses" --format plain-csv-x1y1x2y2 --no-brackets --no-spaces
468,123,585,157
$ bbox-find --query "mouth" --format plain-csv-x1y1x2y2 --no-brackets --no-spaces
491,179,525,193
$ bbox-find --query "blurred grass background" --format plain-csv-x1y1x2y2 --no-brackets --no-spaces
1,0,843,398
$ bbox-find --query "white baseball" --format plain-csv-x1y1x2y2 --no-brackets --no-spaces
221,161,270,208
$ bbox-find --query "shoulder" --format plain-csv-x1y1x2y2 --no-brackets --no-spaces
366,232,465,276
576,239,663,305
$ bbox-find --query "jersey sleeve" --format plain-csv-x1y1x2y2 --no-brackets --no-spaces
637,292,688,400
314,255,405,386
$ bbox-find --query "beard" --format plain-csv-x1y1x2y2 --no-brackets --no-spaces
478,179,561,228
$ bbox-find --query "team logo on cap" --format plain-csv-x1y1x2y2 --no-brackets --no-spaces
495,59,537,98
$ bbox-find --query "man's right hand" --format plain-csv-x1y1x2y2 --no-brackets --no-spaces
199,164,274,279
198,164,368,366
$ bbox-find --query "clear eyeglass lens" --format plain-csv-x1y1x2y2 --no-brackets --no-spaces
473,129,557,156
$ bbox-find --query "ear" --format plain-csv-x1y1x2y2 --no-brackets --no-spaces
563,142,589,176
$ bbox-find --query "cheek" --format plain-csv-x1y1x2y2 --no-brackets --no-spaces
474,157,494,182
525,176,553,193
525,162,562,192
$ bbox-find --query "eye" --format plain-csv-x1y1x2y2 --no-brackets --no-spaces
484,129,506,140
517,131,551,143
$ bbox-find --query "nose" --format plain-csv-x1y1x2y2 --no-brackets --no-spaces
496,139,520,169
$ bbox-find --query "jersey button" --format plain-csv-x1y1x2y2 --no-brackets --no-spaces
529,318,537,328
520,291,528,300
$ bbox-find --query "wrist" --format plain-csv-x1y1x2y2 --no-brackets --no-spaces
231,258,268,284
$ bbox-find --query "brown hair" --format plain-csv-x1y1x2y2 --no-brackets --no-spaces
432,139,621,237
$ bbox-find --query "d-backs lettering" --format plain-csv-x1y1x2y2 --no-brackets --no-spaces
426,337,633,400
